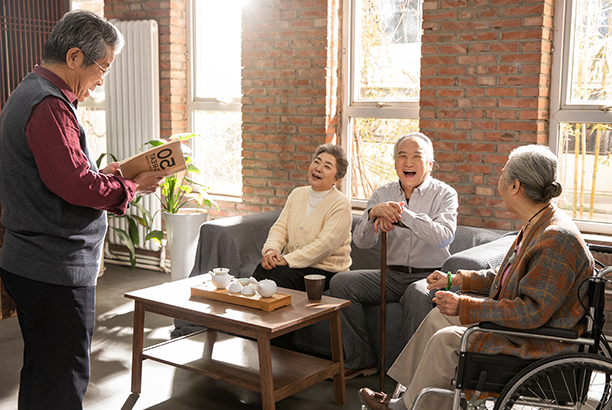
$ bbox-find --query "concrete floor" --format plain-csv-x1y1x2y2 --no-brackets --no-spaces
0,263,394,410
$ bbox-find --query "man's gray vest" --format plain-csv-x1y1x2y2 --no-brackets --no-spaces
0,72,106,286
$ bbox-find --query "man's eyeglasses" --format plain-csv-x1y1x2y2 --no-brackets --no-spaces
82,50,109,79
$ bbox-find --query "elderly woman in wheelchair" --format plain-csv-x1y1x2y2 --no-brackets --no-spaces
359,144,612,410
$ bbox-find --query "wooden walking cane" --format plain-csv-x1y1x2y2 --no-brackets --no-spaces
380,231,387,392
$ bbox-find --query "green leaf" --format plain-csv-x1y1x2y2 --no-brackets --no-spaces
170,132,198,141
110,227,136,270
184,177,208,190
143,139,167,148
96,152,118,168
145,230,164,244
132,215,146,227
127,218,139,247
186,163,200,175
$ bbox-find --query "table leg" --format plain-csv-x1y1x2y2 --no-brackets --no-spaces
131,301,145,395
329,310,347,405
257,330,275,410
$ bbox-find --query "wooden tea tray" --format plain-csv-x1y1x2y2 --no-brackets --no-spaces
190,282,291,312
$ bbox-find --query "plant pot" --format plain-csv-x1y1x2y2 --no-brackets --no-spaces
163,210,208,281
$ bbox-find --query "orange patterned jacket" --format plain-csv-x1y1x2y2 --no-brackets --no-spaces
458,206,594,359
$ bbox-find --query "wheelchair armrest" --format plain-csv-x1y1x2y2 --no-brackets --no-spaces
478,322,579,339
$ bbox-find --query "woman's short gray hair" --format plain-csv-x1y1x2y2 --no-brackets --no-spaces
505,145,563,203
43,10,124,67
393,132,435,162
314,143,348,180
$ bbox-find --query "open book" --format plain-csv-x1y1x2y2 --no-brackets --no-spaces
119,139,186,179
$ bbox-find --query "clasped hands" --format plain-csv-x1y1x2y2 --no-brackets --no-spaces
426,270,462,316
369,201,405,233
261,249,288,270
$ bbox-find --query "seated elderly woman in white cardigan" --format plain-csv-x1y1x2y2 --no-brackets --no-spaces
252,143,352,291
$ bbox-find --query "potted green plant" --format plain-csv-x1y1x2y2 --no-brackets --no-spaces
144,133,216,214
145,133,218,281
96,153,164,270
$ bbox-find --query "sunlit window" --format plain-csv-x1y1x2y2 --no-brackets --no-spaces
71,0,106,165
189,0,243,196
357,0,421,101
551,0,612,233
343,0,422,204
557,123,612,224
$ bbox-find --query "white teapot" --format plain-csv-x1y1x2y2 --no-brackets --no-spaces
211,268,231,289
257,279,277,298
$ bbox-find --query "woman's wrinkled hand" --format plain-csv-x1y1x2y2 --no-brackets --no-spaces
426,270,461,290
433,291,459,316
262,249,284,270
426,270,447,290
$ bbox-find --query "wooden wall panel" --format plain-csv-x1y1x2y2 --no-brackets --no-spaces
0,0,68,109
0,0,69,319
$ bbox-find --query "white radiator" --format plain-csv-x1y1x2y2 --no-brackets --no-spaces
105,20,161,252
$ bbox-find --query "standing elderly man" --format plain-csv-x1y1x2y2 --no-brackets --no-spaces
0,10,166,410
330,132,458,375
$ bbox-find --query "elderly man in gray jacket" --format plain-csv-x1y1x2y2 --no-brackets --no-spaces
330,132,458,376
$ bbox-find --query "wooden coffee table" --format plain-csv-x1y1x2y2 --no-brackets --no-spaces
124,275,350,409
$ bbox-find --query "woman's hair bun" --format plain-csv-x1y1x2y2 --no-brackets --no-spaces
545,181,562,199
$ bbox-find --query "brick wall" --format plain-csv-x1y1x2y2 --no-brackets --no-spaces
239,0,341,214
421,0,554,231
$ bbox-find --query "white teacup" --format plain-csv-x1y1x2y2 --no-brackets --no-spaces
228,281,243,294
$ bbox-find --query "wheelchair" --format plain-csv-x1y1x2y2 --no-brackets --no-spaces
395,244,612,410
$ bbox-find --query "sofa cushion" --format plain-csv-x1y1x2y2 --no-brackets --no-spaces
450,226,506,255
442,232,518,274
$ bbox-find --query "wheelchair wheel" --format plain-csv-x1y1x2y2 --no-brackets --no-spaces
493,353,612,410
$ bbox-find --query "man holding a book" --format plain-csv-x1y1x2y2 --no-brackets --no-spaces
0,10,167,410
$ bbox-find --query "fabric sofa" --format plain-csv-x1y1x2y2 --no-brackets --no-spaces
173,209,517,368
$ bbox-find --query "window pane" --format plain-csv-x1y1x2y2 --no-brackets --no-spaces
351,117,419,199
71,1,104,16
357,0,421,101
569,0,612,104
557,122,612,223
77,107,107,166
193,111,242,195
193,0,243,99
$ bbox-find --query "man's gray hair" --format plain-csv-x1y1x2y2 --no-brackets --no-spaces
43,10,124,67
393,132,435,162
505,144,562,203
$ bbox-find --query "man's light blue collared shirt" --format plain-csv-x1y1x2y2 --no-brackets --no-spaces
353,176,458,269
